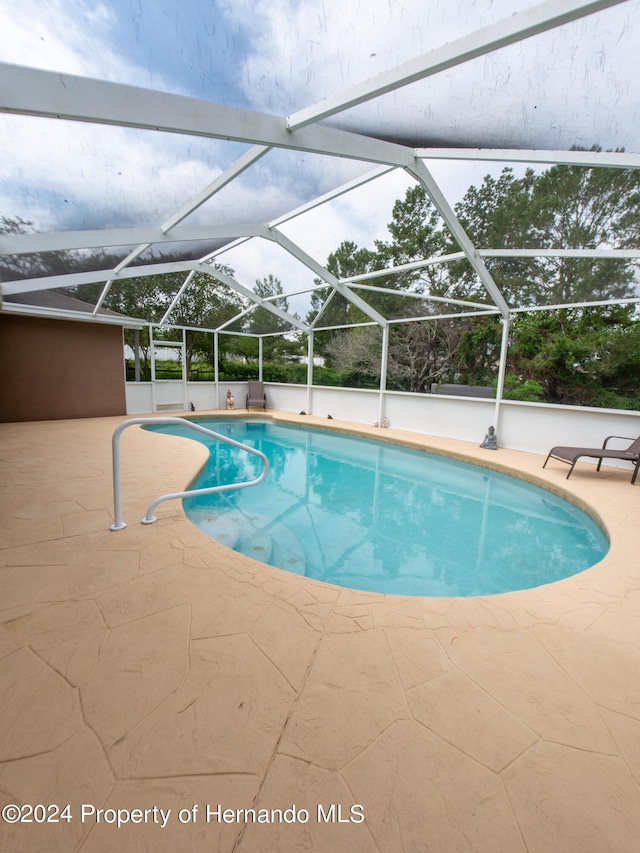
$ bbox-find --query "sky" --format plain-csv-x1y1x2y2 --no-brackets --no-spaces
1,0,638,313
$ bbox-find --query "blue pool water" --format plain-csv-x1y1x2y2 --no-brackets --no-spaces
146,418,608,597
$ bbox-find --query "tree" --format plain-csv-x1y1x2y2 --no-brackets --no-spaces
375,184,450,295
160,266,245,376
453,167,544,306
386,320,461,392
324,327,382,387
246,275,304,363
451,156,640,405
454,318,504,386
249,275,292,333
455,156,639,307
307,241,380,356
530,156,640,304
506,305,640,408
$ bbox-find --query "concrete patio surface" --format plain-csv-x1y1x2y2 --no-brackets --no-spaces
1,410,640,852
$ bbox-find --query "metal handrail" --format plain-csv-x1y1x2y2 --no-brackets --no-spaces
110,417,269,531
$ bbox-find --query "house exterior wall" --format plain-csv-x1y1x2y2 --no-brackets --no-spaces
0,313,126,422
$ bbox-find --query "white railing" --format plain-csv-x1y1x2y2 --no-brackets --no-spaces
110,417,269,530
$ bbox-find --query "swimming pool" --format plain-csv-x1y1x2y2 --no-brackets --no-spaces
146,418,609,597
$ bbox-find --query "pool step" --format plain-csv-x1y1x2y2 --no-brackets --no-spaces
237,518,274,563
193,512,242,549
193,510,306,574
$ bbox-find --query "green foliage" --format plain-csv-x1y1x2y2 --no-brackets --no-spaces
218,362,259,382
454,319,503,385
249,275,296,334
303,156,640,408
306,241,380,353
500,375,545,402
262,363,308,384
506,307,640,407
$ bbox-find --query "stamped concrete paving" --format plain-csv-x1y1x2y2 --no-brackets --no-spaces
1,410,639,852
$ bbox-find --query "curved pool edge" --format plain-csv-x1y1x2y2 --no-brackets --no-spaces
179,409,611,544
151,409,627,599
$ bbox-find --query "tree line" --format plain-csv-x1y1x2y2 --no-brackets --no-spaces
2,149,639,409
309,154,640,409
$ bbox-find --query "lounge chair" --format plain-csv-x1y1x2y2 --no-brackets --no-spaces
543,435,640,483
246,380,267,410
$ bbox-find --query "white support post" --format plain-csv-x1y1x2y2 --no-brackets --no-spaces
307,331,314,414
214,332,219,409
150,326,157,412
493,315,511,438
379,325,389,426
182,328,188,410
134,329,141,382
258,338,263,382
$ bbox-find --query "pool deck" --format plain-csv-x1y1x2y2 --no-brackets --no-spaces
2,409,640,852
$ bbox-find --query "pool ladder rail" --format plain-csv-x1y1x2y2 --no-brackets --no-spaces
110,417,269,531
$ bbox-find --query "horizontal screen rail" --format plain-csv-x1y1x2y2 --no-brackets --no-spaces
110,417,269,530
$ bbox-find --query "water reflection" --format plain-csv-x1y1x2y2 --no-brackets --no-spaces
150,419,609,597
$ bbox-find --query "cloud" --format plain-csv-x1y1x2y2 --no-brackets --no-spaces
221,0,536,113
1,0,398,236
0,110,246,231
1,0,135,82
218,0,639,154
2,0,636,294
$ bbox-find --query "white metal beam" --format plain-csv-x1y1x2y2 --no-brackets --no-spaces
1,261,206,295
482,248,640,260
200,237,251,264
199,165,397,264
2,259,307,334
114,244,152,273
310,319,379,333
201,263,309,332
268,165,397,229
0,300,145,328
159,271,196,325
4,243,636,302
417,148,640,171
161,145,271,234
387,308,503,325
0,223,269,256
93,279,114,316
287,0,629,130
5,231,638,265
214,305,255,333
309,289,338,331
113,146,274,277
340,253,467,285
349,283,500,313
268,228,388,327
0,62,412,167
494,317,511,429
510,296,640,312
407,159,510,317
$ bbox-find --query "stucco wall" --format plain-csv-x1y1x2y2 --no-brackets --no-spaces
0,313,126,422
